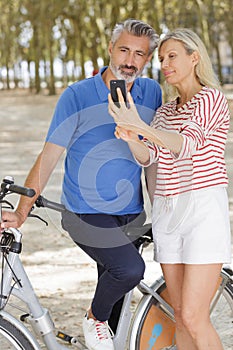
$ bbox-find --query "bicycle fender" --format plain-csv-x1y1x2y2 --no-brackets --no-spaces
0,310,41,350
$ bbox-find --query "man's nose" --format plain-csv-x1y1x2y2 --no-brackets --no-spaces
125,52,135,66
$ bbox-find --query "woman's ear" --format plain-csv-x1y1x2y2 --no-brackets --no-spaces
192,51,199,66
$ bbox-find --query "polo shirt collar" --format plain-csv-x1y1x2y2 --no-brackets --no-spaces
94,66,143,102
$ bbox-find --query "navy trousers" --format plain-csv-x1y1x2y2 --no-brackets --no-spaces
61,210,146,322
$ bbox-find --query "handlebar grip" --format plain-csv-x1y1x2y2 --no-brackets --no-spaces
1,180,35,198
7,184,36,198
35,195,65,212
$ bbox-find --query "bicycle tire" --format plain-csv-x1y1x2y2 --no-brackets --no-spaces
0,316,36,350
210,282,233,349
129,274,233,350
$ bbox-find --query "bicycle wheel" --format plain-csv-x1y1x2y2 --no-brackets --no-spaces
129,273,233,350
0,316,36,350
129,276,176,350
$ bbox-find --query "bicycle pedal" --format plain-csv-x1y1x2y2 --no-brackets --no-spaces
56,331,86,349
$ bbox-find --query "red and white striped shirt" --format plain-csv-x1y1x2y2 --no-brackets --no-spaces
144,86,230,197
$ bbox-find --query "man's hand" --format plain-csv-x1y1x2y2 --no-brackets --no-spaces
1,210,26,231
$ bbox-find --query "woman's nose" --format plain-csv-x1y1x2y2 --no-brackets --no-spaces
161,58,169,69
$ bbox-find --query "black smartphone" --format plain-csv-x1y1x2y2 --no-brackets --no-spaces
110,80,127,107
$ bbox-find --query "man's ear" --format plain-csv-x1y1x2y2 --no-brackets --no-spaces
108,41,113,55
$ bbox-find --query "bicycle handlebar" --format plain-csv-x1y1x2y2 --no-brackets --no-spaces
0,176,153,246
34,196,153,245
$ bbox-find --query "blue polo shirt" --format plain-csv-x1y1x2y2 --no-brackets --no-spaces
46,67,162,214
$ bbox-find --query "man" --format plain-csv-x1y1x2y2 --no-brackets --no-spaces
1,19,161,350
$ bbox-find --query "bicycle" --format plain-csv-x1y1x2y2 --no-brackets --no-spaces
0,176,232,350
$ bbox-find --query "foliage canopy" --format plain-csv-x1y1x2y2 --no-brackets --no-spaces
0,0,232,94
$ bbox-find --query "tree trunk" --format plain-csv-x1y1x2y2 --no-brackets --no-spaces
5,60,10,89
48,36,56,95
33,24,41,94
214,42,223,85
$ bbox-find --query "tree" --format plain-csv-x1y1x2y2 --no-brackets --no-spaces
0,0,21,89
0,0,233,93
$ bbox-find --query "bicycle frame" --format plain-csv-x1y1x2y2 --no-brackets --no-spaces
0,227,175,350
1,228,70,350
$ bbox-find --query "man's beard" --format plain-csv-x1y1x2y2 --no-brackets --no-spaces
109,61,142,83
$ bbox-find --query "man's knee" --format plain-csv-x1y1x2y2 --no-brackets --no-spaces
115,257,145,287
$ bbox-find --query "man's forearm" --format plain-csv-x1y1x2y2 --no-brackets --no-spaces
17,142,65,219
16,152,48,219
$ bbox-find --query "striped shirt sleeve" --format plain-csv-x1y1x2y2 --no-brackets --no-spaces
177,89,230,159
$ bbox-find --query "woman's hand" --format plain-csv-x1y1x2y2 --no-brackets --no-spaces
109,89,151,165
108,89,146,134
115,125,150,165
108,86,183,155
114,125,139,143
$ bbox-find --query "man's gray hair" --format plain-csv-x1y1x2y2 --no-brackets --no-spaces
111,19,159,55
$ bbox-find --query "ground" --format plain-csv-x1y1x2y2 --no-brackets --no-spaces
0,88,232,346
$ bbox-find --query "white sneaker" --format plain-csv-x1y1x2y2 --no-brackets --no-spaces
82,314,114,350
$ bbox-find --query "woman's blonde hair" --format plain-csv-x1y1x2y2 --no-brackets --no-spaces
158,28,221,98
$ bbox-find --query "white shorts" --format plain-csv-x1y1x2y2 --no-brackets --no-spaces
152,187,232,264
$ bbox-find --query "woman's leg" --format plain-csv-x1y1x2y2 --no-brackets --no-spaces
161,263,197,350
162,263,224,350
181,263,223,350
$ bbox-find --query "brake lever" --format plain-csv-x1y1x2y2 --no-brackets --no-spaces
0,200,14,210
28,206,48,226
28,213,48,226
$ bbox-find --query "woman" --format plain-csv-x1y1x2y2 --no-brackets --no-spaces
108,28,232,350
